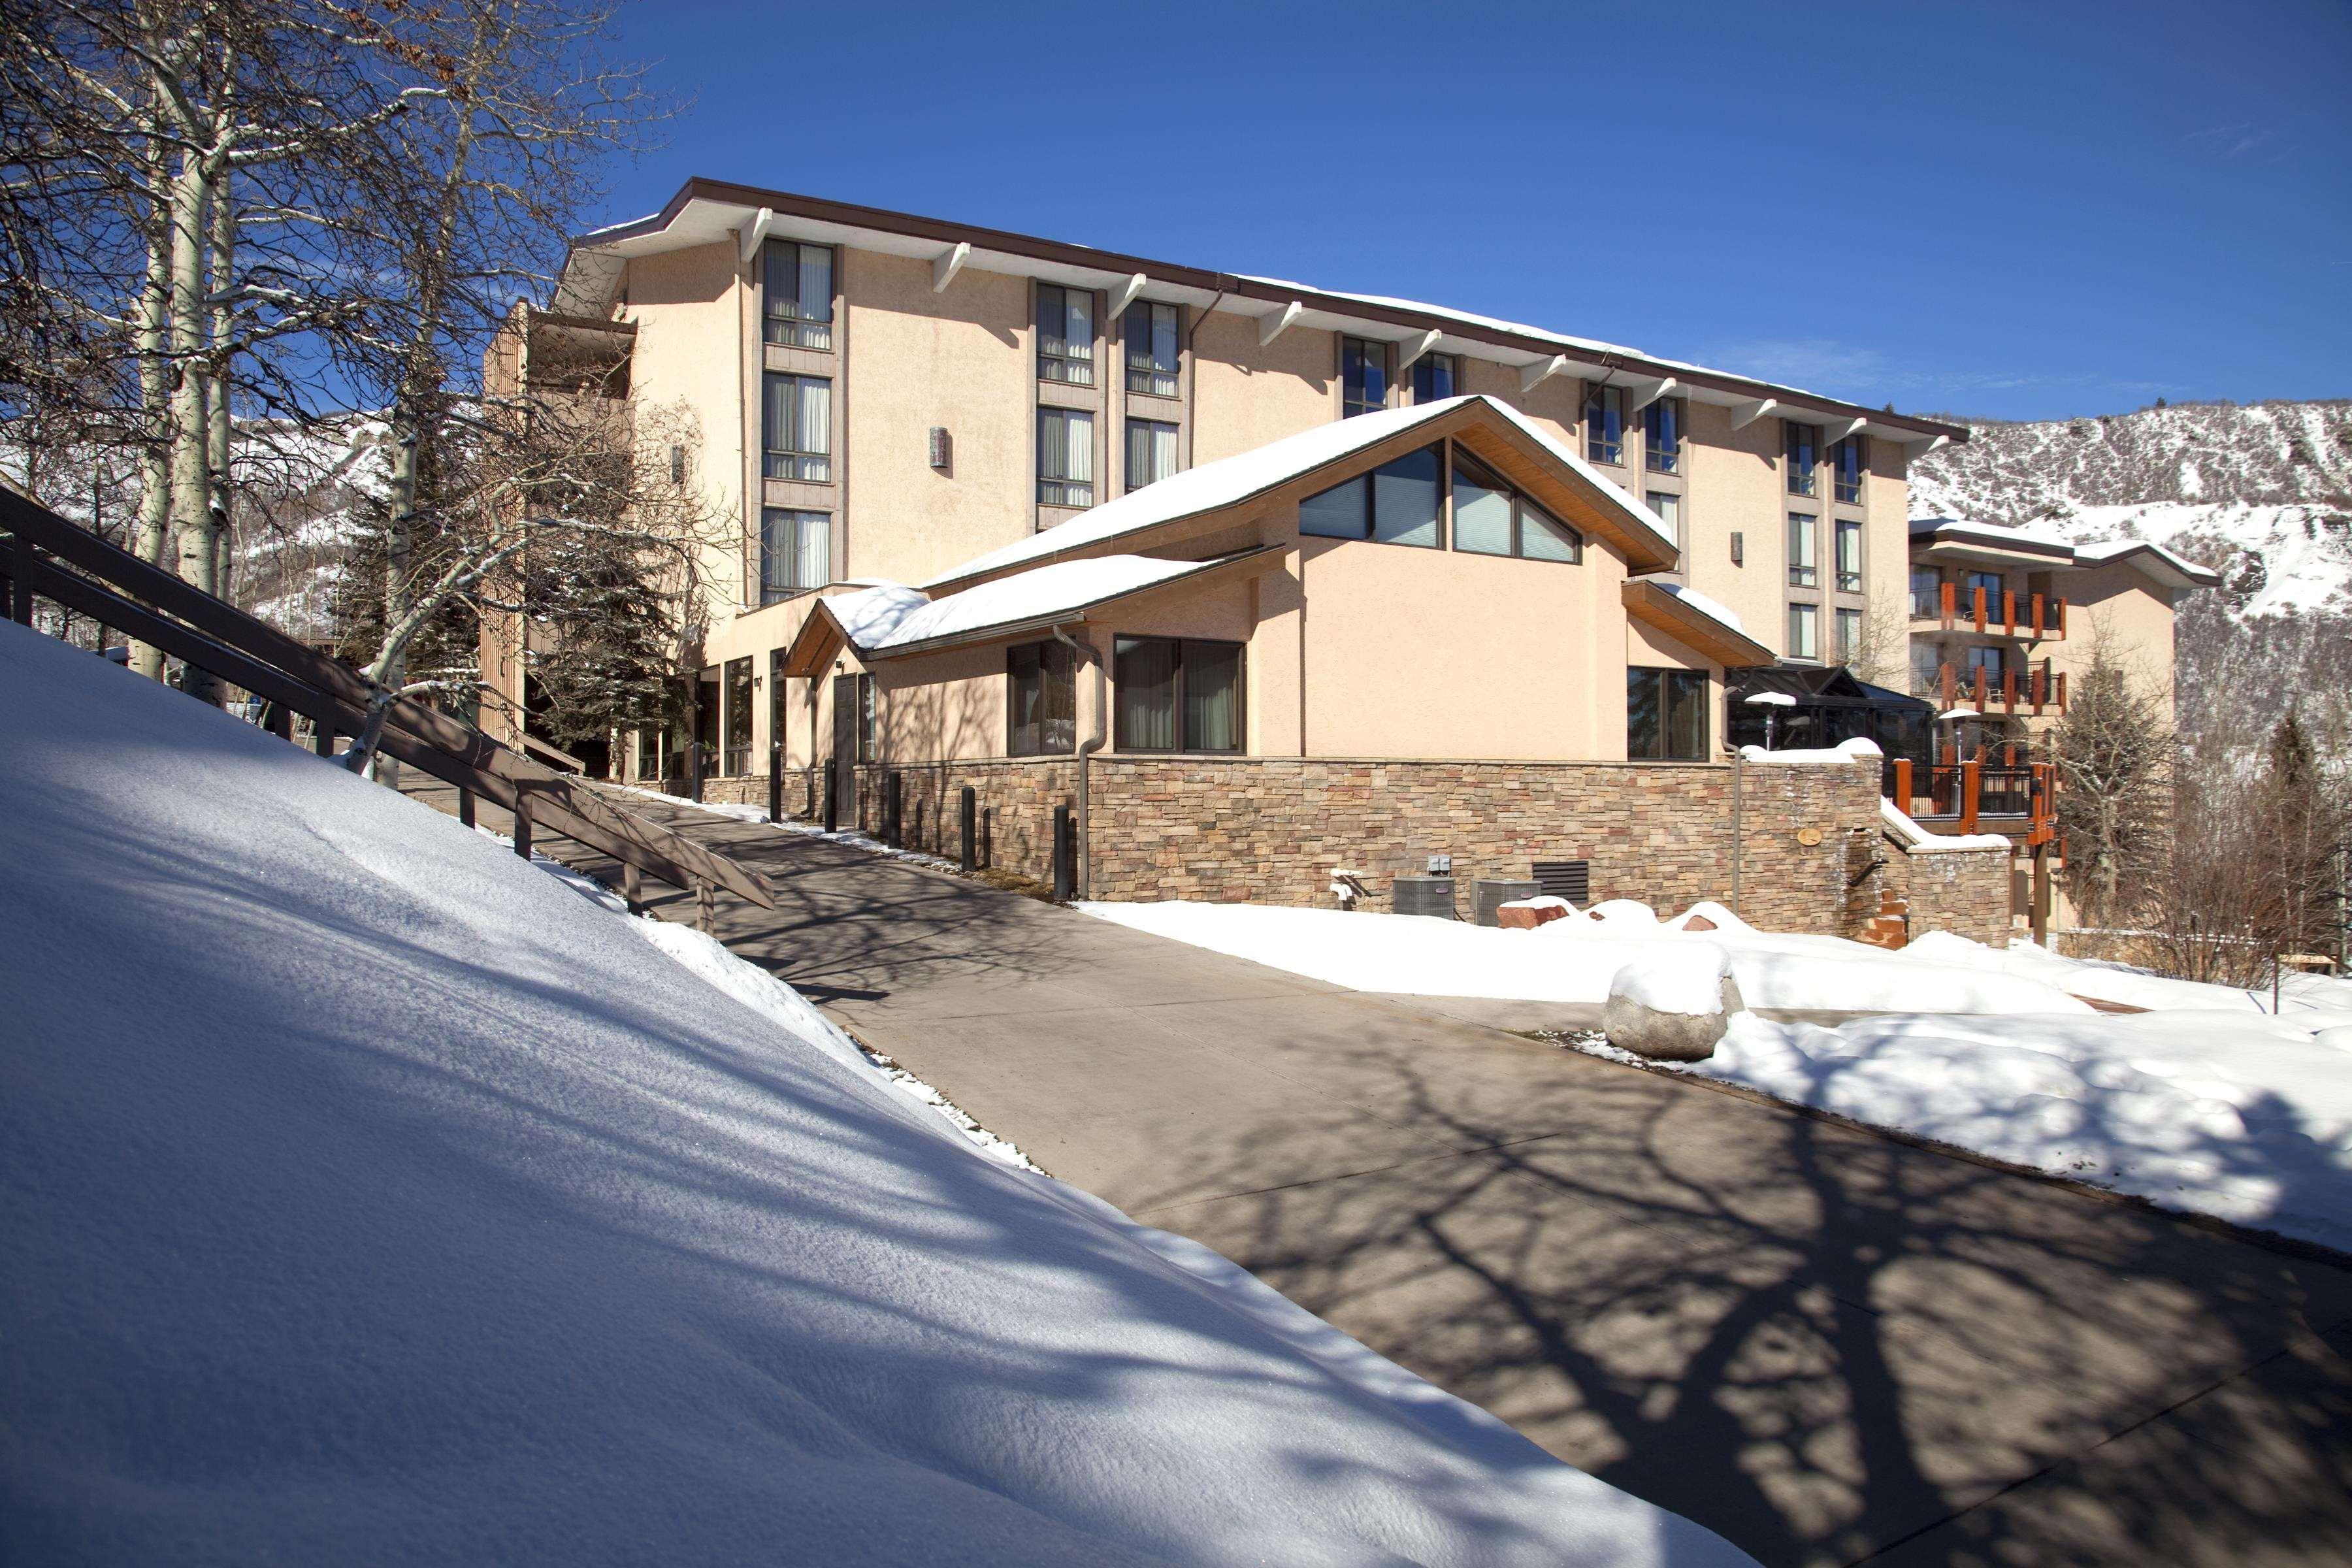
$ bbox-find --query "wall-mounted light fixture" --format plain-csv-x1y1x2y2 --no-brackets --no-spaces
1729,530,1745,566
928,427,952,472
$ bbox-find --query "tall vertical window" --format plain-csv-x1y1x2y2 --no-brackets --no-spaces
1037,407,1096,506
1341,337,1390,417
855,674,877,762
636,724,661,781
1124,301,1179,397
1585,384,1625,464
1646,492,1684,576
1115,636,1243,753
1126,418,1179,491
768,649,785,774
1911,642,1942,694
1832,433,1867,504
1965,644,2006,678
1298,444,1440,547
723,657,753,776
761,373,831,481
1036,284,1095,385
1910,565,1941,619
1835,519,1863,593
1787,513,1818,587
1835,607,1863,666
1627,668,1708,760
1785,421,1820,496
760,509,829,603
1413,353,1460,402
1005,640,1075,756
1787,602,1821,661
1643,397,1682,474
762,240,834,349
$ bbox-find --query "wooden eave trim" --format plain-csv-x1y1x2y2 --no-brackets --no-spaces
1622,578,1775,668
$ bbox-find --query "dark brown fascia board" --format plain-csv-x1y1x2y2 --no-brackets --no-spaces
574,176,1968,444
1621,578,1775,668
1910,521,2076,561
527,307,637,335
2078,542,2223,589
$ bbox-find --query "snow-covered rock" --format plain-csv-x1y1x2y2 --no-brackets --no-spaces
1603,947,1740,1062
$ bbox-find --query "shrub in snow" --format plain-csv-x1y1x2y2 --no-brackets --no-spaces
1603,945,1742,1062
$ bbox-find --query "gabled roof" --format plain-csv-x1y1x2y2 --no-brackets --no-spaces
2070,538,2223,589
782,551,1276,678
924,395,1676,592
1727,664,1931,710
1621,578,1774,668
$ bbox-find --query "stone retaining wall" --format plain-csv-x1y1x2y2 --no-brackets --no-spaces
1884,840,2016,947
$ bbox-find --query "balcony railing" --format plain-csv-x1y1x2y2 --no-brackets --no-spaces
1910,581,2067,640
1885,757,2060,842
1916,659,2067,717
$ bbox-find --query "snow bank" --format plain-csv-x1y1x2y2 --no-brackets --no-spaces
1905,930,2352,1018
1739,736,1882,766
0,623,1750,1568
1611,945,1730,1017
1675,1011,2352,1248
1081,900,2088,1016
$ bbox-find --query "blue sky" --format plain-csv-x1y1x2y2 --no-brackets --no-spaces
593,0,2351,423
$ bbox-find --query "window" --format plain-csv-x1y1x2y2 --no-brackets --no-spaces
1451,448,1583,562
1124,301,1179,397
1835,518,1863,593
1006,640,1075,757
1126,419,1179,491
769,649,785,775
1115,636,1243,752
1966,569,2002,600
1643,397,1682,474
759,509,829,604
1036,284,1094,385
1646,491,1683,559
855,673,877,762
1341,337,1390,417
1585,384,1625,465
1037,407,1095,506
1911,642,1943,695
761,373,831,482
1832,433,1867,504
1627,668,1709,760
1787,602,1820,661
636,723,662,781
1965,644,2006,678
723,657,753,776
1298,444,1440,547
761,240,834,350
1413,353,1459,402
1787,513,1818,587
1910,565,1940,619
1835,606,1863,665
1785,421,1820,496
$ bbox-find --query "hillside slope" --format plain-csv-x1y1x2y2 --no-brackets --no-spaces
1911,400,2352,740
0,622,1750,1567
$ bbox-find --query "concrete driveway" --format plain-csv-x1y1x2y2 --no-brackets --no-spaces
414,781,2352,1567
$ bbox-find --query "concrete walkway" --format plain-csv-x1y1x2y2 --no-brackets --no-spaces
413,780,2352,1568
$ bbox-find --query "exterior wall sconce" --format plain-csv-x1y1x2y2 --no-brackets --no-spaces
1729,531,1744,566
928,427,952,472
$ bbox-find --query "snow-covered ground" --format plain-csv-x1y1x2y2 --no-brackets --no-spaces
0,621,1752,1567
1081,899,2352,1250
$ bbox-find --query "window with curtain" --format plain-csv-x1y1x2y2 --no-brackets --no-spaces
1837,608,1865,665
1787,602,1820,661
759,509,829,604
1124,301,1179,397
1785,421,1820,496
1643,397,1682,474
1005,640,1075,757
1835,519,1863,593
723,657,753,776
1115,636,1242,751
1413,353,1459,402
1298,444,1443,548
1037,407,1095,506
1646,491,1683,551
1341,337,1388,417
1451,447,1582,562
1036,284,1095,385
1911,566,1941,619
1627,668,1708,760
1584,384,1625,465
762,373,831,482
1832,433,1867,504
1911,642,1943,694
1126,419,1179,491
1787,512,1818,587
762,241,834,349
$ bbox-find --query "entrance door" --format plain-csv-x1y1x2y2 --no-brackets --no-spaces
830,674,858,819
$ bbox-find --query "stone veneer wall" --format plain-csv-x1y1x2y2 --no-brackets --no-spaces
1085,756,1891,938
854,759,1078,884
1884,840,2016,946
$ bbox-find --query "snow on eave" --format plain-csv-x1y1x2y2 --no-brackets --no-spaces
1623,578,1773,668
1907,515,2078,559
922,396,1674,592
2070,538,2223,589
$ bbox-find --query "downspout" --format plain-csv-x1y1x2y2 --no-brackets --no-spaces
1051,623,1106,899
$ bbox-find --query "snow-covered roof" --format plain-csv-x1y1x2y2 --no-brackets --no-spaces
2070,537,2224,588
1654,581,1744,635
1622,576,1773,668
1908,515,2076,557
1910,515,2221,588
925,395,1673,590
821,553,1254,660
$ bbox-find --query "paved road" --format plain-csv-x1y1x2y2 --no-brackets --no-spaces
412,780,2352,1567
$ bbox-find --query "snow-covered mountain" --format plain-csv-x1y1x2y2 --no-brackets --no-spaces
1910,399,2352,742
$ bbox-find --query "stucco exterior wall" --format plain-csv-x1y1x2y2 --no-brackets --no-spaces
2047,566,2181,722
620,241,747,614
1188,311,1337,464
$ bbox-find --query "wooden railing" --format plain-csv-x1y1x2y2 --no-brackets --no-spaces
1916,580,2067,640
1887,756,2059,840
1929,659,2066,716
1,486,775,915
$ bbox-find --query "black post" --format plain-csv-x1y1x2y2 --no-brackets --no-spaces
265,702,291,742
823,762,838,834
1052,803,1073,902
959,785,977,874
458,787,475,828
768,744,783,823
314,725,335,759
512,791,532,860
885,770,904,847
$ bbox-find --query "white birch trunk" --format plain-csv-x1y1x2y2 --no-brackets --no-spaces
129,125,174,681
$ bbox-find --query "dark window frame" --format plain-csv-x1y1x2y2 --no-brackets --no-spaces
1785,421,1821,497
1786,600,1822,662
1036,282,1096,386
762,372,832,482
1834,517,1864,594
1297,442,1444,549
1037,405,1096,507
855,673,877,762
723,657,754,777
1584,384,1626,466
1412,352,1460,403
1642,396,1684,474
1112,635,1247,754
1448,444,1584,564
1341,336,1391,417
1835,606,1865,666
1832,433,1868,504
1005,639,1077,757
1124,300,1180,398
759,507,830,604
1126,417,1180,491
1787,512,1819,588
761,239,835,350
1626,666,1710,760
